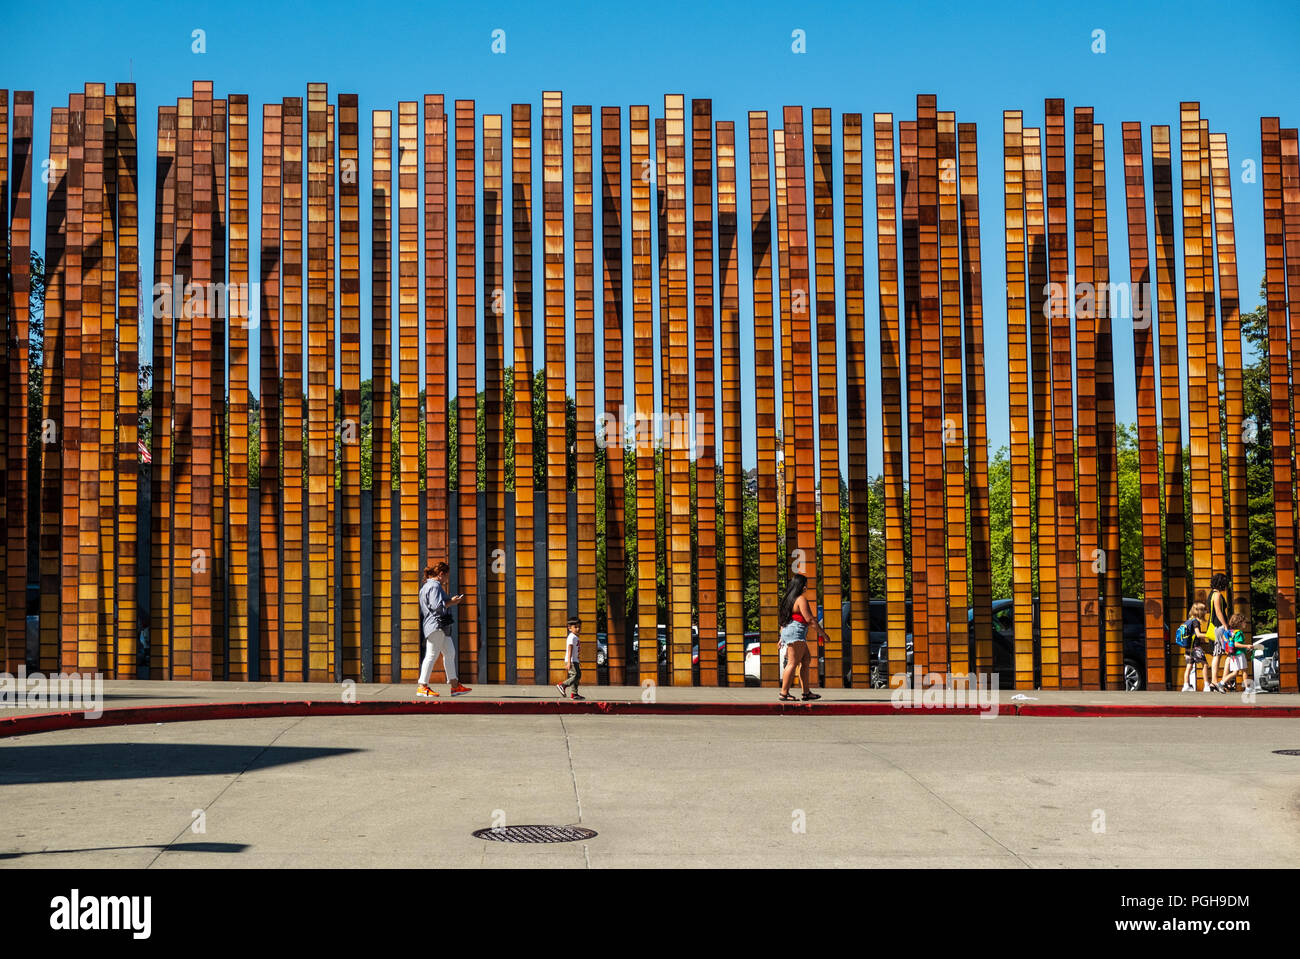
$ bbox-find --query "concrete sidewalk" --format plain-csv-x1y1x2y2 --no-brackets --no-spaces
5,678,1298,714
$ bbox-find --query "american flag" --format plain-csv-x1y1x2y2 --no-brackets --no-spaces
139,439,151,464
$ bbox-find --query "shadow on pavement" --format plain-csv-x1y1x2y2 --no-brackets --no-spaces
0,842,249,860
0,742,361,785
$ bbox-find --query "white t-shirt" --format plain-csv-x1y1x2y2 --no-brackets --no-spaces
566,631,579,663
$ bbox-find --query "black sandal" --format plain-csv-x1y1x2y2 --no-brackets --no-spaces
778,693,797,702
801,692,821,701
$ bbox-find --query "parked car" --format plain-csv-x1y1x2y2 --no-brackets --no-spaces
836,596,1169,690
980,597,1170,691
1252,633,1280,692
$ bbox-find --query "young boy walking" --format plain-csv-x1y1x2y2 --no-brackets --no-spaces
556,616,586,701
1212,613,1257,693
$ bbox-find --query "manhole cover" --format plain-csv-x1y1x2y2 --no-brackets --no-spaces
473,825,597,843
1273,749,1300,757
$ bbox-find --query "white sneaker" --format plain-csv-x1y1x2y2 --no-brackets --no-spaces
1181,684,1194,692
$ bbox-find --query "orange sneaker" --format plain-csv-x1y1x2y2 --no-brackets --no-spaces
416,684,439,698
449,682,472,696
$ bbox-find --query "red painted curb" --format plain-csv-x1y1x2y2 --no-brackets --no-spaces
1,697,1298,737
1017,703,1300,719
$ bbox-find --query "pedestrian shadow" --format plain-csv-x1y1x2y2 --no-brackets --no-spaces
0,743,361,786
0,842,249,860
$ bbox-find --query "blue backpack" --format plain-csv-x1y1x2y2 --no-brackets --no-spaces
1174,618,1197,648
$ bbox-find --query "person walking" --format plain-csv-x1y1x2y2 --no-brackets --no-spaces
1207,573,1232,690
417,561,473,698
777,573,827,702
556,615,586,700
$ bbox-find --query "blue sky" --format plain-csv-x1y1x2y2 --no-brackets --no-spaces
4,0,1298,472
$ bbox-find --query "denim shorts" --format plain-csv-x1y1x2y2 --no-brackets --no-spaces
779,620,808,648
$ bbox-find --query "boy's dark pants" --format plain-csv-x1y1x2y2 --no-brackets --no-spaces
561,663,581,692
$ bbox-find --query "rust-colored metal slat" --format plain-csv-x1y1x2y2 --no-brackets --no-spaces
511,103,535,683
1153,125,1185,689
484,110,507,682
693,99,719,686
397,100,419,682
1003,111,1035,688
338,94,360,679
811,107,842,686
876,113,908,686
1073,107,1100,689
748,111,779,684
1210,131,1250,626
456,99,479,680
5,91,32,673
259,103,282,681
38,104,67,673
573,105,597,678
959,122,993,678
601,106,627,686
1271,121,1299,690
937,110,965,677
716,118,743,686
371,108,392,681
843,113,870,686
281,96,304,680
1122,122,1168,688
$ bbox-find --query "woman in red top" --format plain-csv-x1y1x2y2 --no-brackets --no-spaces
778,573,828,701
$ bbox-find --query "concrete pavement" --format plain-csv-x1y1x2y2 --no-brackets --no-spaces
2,705,1298,867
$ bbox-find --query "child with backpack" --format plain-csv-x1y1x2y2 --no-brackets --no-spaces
1177,602,1210,692
1212,613,1258,693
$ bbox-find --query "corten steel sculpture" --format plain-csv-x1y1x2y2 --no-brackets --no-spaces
1152,125,1185,689
693,99,719,686
900,118,924,676
812,108,843,686
748,110,779,685
456,99,479,680
1122,122,1168,685
371,107,392,681
875,112,908,685
843,113,870,683
339,94,361,680
485,111,507,683
542,92,564,683
666,95,691,686
1210,132,1250,627
1004,111,1035,686
424,95,449,599
6,85,1300,696
227,94,249,679
1095,121,1124,689
512,103,536,684
1074,107,1101,689
308,85,332,682
38,104,65,674
938,111,966,677
573,105,597,680
602,106,627,686
3,91,31,675
716,118,743,687
631,105,656,683
258,103,282,680
1268,120,1299,691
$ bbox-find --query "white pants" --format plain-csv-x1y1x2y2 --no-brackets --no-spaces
418,629,458,685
